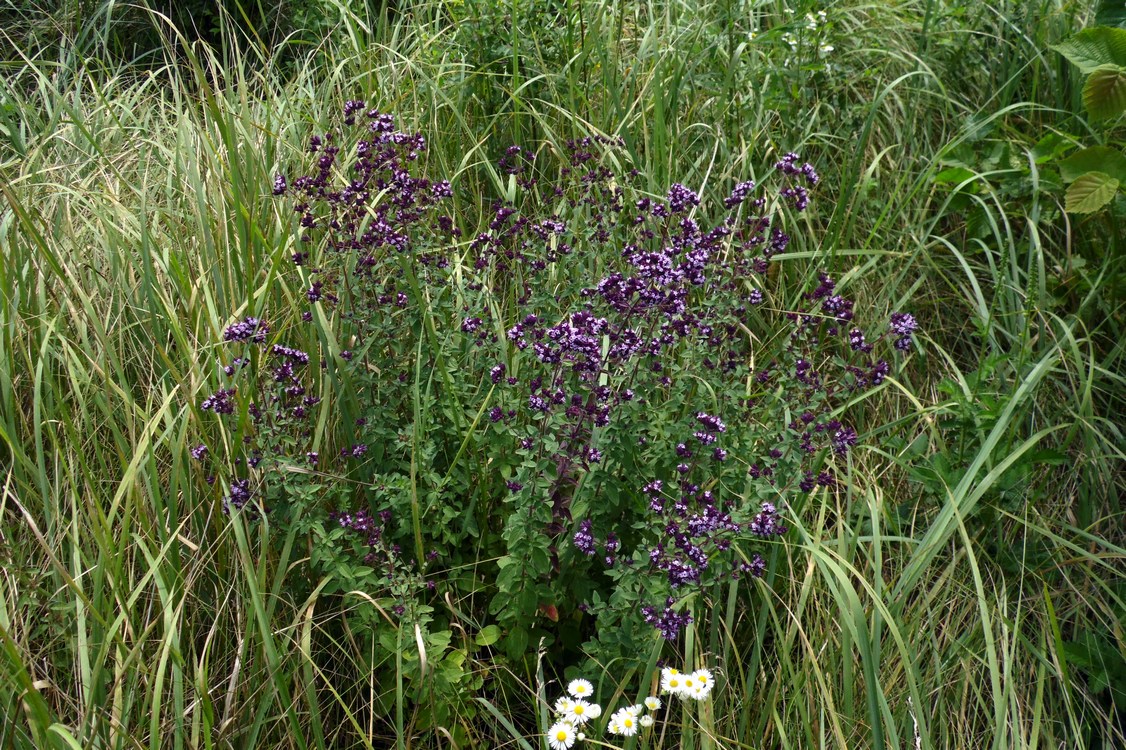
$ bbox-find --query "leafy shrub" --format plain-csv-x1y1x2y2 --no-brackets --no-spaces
193,101,917,733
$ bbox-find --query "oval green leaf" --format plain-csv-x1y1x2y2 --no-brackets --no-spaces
1065,171,1120,213
1058,146,1126,183
1084,64,1126,120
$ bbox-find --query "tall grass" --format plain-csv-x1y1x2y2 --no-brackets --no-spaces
1,1,1122,748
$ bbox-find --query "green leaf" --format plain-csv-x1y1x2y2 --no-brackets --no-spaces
1083,65,1126,120
934,166,977,185
1058,146,1126,183
1053,27,1126,72
1031,132,1071,164
1065,171,1120,213
474,625,501,646
1097,0,1126,28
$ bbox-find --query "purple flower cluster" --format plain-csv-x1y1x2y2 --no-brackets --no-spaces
201,388,236,414
749,502,788,538
642,597,694,641
223,317,269,344
223,478,253,514
889,312,919,351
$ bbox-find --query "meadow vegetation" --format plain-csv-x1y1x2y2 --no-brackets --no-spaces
0,1,1123,748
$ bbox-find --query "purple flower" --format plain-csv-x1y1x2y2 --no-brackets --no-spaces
573,519,596,556
223,478,253,514
201,388,236,414
272,174,287,196
190,443,208,460
831,425,858,455
223,317,268,344
666,183,701,214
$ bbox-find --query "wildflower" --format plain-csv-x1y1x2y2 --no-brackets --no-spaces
223,317,268,344
640,714,655,728
567,679,594,699
554,696,575,714
573,519,596,556
564,699,593,725
644,696,661,711
661,668,685,695
546,721,576,750
608,709,639,736
693,668,715,699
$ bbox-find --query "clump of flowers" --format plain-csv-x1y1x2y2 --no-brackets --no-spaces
659,665,715,701
545,678,603,747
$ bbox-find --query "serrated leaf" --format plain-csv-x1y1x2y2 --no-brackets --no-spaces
1052,27,1126,72
1058,146,1126,183
1065,171,1119,213
1083,65,1126,120
1097,0,1126,28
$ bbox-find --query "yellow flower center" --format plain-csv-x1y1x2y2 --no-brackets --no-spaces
624,718,634,727
574,705,584,714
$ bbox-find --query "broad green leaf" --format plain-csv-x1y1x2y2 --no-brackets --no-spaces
474,624,501,646
1058,146,1126,182
1083,64,1126,120
1052,27,1126,72
1031,132,1071,164
1097,0,1126,28
934,166,977,185
1065,171,1120,213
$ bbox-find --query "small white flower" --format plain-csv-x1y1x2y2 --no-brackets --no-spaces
609,709,639,736
585,702,602,719
644,696,662,711
640,714,655,728
554,696,575,714
576,733,585,741
565,699,593,725
546,721,576,750
627,704,644,716
660,670,685,694
567,678,593,699
678,675,697,698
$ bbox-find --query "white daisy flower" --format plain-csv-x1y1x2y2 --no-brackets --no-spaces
678,674,697,698
640,714,655,728
565,699,593,725
585,702,602,719
660,671,685,695
554,696,575,714
546,721,576,750
627,704,644,716
567,678,594,699
644,696,662,711
693,669,715,699
616,712,639,736
607,719,621,734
